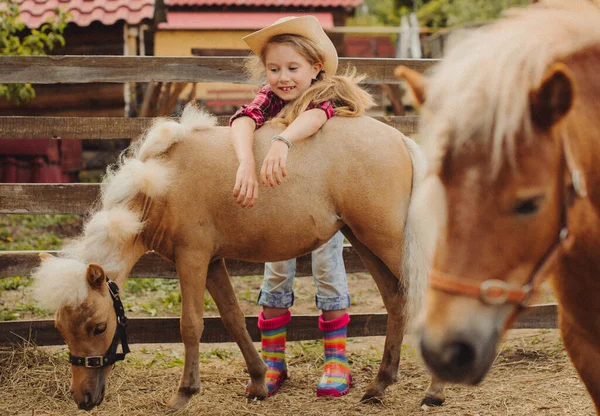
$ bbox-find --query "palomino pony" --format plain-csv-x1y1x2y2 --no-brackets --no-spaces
397,0,600,412
32,105,447,410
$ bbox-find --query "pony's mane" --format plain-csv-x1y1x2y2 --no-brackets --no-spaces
422,0,600,173
32,104,216,311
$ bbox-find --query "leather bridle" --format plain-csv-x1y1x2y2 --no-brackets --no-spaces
429,133,586,307
68,278,130,368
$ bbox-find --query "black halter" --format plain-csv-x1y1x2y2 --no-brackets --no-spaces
68,278,130,368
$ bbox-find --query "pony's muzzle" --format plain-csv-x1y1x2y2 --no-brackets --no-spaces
73,386,105,410
71,369,107,410
419,330,498,385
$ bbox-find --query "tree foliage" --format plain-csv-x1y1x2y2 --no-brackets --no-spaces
416,0,531,28
349,0,416,27
0,0,71,104
350,0,531,29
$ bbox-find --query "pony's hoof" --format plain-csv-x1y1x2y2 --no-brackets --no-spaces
360,392,384,404
421,395,445,408
245,384,268,401
167,394,190,410
167,386,200,410
246,393,267,401
245,374,269,400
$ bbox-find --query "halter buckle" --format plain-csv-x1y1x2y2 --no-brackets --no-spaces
84,356,106,368
480,279,510,305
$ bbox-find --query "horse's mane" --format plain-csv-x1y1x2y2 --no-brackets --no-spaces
422,0,600,174
32,104,216,311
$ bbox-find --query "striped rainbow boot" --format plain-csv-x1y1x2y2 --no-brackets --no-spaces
316,313,352,397
258,310,291,396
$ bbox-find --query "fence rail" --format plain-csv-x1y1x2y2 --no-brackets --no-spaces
1,247,367,279
0,303,558,347
0,56,437,84
0,115,420,140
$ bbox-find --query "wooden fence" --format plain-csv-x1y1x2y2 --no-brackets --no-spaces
0,56,558,347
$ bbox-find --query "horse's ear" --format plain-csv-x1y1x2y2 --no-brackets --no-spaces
39,252,55,262
86,264,106,290
394,65,427,107
529,63,574,132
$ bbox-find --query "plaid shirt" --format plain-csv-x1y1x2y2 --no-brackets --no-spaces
229,85,334,129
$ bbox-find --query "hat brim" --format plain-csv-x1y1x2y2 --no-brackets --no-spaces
243,16,338,76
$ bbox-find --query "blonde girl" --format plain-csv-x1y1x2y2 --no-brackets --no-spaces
229,16,374,397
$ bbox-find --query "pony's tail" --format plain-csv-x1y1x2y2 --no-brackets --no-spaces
400,136,431,328
65,103,216,271
101,103,216,210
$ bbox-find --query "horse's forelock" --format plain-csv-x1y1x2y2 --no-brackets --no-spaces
422,0,600,175
32,257,88,311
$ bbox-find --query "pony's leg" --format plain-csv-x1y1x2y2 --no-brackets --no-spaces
205,259,268,399
342,227,446,405
342,227,406,402
167,250,210,410
560,311,600,413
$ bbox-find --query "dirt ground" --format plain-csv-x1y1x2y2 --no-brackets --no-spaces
0,272,594,416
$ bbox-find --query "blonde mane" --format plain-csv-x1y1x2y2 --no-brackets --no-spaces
422,0,600,173
32,104,216,311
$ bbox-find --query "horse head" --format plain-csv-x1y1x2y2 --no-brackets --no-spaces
396,57,577,384
35,253,128,410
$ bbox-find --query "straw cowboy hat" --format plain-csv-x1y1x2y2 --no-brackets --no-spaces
243,16,339,76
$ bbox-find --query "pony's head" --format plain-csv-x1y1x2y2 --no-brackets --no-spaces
34,253,123,409
396,0,600,385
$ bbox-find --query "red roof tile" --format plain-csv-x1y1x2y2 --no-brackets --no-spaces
165,0,363,7
15,0,156,29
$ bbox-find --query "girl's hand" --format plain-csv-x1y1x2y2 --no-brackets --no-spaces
260,140,289,187
233,161,259,208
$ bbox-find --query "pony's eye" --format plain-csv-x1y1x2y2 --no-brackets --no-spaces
93,323,107,336
513,195,545,216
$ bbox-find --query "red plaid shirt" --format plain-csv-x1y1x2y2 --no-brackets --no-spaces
229,85,335,129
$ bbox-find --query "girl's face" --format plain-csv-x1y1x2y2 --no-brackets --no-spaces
264,43,322,101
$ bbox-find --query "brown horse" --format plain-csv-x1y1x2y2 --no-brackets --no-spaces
397,0,600,412
32,105,447,410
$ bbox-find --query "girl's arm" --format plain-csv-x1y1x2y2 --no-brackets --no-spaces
231,116,259,208
260,108,328,187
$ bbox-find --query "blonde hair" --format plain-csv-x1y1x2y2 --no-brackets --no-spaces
245,34,375,126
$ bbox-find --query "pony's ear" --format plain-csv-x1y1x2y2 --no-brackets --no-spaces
39,252,55,262
86,264,106,290
394,65,427,107
529,63,573,132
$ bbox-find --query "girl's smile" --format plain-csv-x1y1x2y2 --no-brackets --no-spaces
264,43,322,101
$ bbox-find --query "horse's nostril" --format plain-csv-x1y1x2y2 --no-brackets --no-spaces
446,341,475,370
77,393,94,410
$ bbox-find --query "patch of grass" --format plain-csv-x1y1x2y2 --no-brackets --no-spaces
161,291,181,310
288,340,323,366
199,347,234,362
0,276,32,292
0,309,20,321
204,294,217,311
237,287,256,303
142,348,185,368
0,214,81,251
125,278,179,296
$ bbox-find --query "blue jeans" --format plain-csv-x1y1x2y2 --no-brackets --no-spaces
258,231,350,311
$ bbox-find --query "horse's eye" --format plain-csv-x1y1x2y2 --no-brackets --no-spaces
513,196,545,216
93,323,107,336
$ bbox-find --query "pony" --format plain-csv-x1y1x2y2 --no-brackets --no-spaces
31,104,448,410
396,0,600,412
